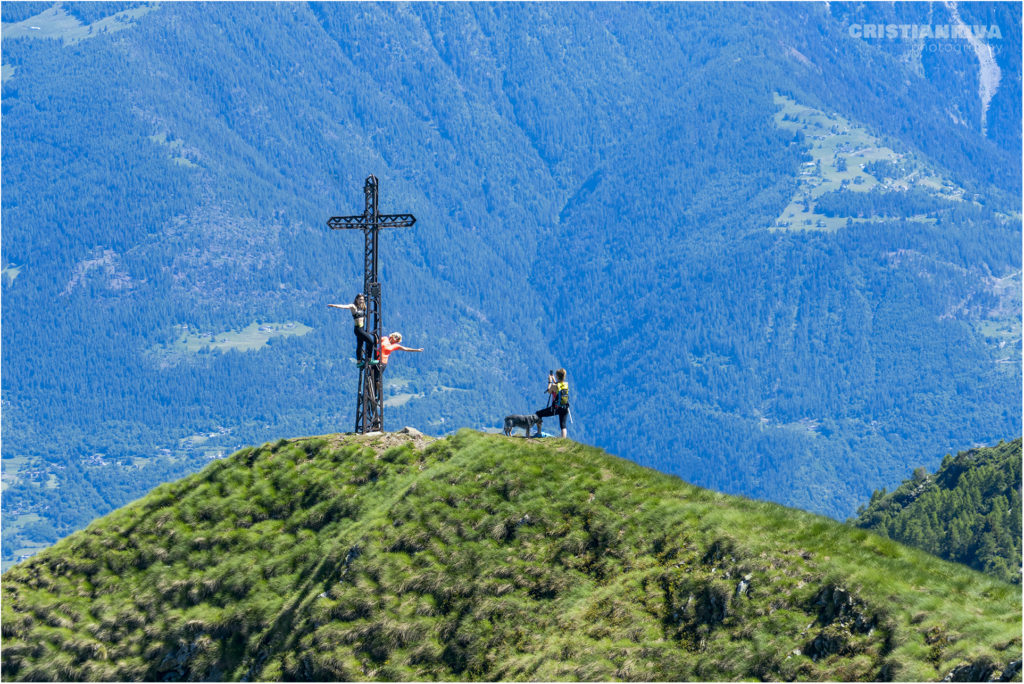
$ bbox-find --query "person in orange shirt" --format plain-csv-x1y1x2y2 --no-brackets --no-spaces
378,332,423,370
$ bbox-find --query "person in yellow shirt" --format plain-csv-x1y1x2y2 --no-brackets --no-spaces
534,368,569,438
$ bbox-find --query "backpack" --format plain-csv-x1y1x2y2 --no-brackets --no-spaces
556,382,570,408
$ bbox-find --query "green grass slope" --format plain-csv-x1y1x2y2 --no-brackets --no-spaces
2,431,1020,682
853,438,1022,585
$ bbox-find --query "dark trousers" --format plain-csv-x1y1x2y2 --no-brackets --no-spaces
354,326,375,361
535,404,568,431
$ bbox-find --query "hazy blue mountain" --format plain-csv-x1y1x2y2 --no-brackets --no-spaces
1,2,1020,564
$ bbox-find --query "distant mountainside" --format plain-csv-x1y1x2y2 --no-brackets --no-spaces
2,2,1020,565
853,438,1022,585
2,431,1020,682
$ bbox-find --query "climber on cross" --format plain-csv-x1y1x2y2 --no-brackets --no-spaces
378,332,423,371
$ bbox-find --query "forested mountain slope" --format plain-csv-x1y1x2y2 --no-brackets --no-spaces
2,432,1020,682
853,438,1022,585
1,3,1020,565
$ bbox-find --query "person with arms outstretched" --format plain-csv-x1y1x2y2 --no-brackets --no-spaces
535,368,570,438
328,294,377,367
378,332,423,371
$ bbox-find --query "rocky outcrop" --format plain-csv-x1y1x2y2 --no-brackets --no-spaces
803,585,877,661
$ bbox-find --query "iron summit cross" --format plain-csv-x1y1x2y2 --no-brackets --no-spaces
328,175,416,434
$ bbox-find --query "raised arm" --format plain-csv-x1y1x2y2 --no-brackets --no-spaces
396,345,423,352
328,303,356,311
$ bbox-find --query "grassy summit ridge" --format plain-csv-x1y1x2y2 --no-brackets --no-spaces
2,431,1020,681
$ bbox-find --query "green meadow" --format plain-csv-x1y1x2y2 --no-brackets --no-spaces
2,431,1019,681
163,322,313,355
771,94,962,232
1,5,156,45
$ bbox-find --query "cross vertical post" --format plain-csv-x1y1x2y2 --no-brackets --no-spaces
328,175,415,433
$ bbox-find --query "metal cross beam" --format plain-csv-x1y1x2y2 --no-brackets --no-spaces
328,175,415,434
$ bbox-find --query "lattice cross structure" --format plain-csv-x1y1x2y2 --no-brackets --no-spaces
328,175,416,433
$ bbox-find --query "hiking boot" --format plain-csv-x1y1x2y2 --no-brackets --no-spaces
356,360,366,368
